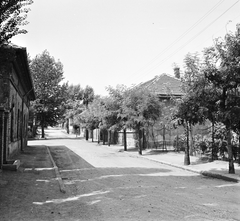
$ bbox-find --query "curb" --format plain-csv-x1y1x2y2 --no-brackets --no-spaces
200,171,239,183
143,156,240,183
84,141,240,183
46,146,66,193
126,152,240,183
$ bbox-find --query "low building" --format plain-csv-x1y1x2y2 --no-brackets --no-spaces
138,73,184,99
0,44,35,169
118,74,185,150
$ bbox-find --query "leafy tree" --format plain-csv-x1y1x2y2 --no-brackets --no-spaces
182,52,201,93
83,85,94,108
120,87,162,155
81,85,95,139
67,84,83,101
0,0,33,45
179,52,202,159
175,90,206,165
100,85,128,146
79,95,104,140
30,50,67,138
203,30,240,174
64,84,84,133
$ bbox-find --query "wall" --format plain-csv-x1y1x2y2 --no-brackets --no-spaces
0,57,30,160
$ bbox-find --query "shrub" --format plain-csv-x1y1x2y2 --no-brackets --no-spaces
173,134,186,151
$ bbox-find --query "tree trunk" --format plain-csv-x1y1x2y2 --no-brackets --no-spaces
184,121,190,165
238,135,240,165
85,129,88,141
211,121,215,161
142,128,145,150
189,124,194,156
108,130,111,146
123,128,127,151
138,123,142,155
103,130,105,145
41,113,45,138
226,126,235,174
66,118,69,134
98,128,100,144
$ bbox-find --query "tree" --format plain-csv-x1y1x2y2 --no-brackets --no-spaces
105,85,127,147
83,85,94,108
30,50,67,138
64,84,84,133
79,96,104,141
121,87,162,155
181,52,202,157
0,0,33,45
81,85,95,139
175,90,206,165
203,30,240,174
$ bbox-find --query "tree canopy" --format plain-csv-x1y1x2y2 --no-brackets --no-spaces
30,50,67,137
0,0,33,45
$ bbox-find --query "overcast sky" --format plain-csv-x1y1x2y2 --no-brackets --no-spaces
12,0,240,95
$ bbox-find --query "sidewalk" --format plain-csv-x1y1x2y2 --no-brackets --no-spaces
105,143,240,183
0,145,66,221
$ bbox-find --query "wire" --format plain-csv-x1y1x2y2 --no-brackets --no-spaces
132,0,226,79
137,0,240,79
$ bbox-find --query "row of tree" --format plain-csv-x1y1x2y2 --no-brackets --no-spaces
79,85,164,155
175,28,240,174
28,50,96,138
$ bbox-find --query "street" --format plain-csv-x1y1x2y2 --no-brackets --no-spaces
28,128,240,221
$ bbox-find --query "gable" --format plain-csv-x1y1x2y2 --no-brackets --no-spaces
139,74,184,97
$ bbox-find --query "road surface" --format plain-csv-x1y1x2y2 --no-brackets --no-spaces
29,127,240,221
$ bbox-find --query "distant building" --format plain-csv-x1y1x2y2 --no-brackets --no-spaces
139,73,184,99
0,44,35,169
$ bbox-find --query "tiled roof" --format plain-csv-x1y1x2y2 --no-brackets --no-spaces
139,74,184,96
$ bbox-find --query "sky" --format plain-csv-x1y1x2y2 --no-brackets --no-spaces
12,0,240,96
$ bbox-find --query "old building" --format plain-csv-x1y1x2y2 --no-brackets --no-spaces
138,73,184,99
0,44,35,169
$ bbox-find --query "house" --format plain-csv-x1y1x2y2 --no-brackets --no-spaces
118,74,185,150
138,73,184,99
0,44,35,169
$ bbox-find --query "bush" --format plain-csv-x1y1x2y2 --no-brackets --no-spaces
193,134,210,154
173,134,186,151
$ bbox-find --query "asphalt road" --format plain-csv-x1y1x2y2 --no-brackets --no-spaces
30,128,240,221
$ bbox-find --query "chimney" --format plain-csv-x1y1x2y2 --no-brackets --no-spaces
173,67,180,79
237,24,240,36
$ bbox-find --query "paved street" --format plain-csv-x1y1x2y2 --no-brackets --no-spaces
1,127,240,221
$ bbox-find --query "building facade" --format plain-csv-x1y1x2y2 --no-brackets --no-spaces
0,45,35,169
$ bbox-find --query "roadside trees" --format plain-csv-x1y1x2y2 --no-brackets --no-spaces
30,50,67,138
0,0,33,45
105,85,127,147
